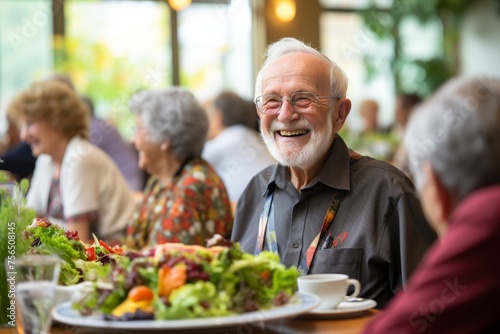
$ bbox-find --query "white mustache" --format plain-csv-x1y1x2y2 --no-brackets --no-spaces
269,120,312,132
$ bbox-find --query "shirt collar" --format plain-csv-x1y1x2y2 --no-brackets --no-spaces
263,134,351,196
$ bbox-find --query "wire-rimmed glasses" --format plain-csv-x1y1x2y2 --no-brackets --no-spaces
255,91,339,115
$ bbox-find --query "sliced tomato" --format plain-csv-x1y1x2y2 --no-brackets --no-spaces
111,244,124,255
260,270,270,281
99,240,115,254
86,246,96,261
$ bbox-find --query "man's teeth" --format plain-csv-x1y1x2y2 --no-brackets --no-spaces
279,130,308,136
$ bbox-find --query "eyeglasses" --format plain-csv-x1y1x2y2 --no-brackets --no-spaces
255,91,339,115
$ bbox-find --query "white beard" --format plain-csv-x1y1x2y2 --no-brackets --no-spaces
260,117,334,169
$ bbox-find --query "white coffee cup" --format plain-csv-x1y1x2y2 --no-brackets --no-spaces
297,274,361,310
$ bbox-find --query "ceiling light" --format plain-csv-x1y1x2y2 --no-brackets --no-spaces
168,0,192,11
275,0,296,23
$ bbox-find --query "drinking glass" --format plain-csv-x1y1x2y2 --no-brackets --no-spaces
6,255,61,334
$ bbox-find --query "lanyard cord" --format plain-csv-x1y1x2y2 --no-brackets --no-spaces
255,188,346,275
254,151,362,274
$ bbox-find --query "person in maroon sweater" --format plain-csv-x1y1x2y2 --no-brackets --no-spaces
362,76,500,333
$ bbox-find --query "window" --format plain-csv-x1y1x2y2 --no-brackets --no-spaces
320,3,441,129
0,0,253,140
0,0,53,132
319,0,392,10
320,12,394,130
320,2,441,160
62,0,172,137
178,1,253,101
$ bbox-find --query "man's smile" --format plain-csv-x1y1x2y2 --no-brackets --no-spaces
276,129,309,137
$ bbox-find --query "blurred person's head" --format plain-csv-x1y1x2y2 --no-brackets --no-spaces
206,91,256,140
129,87,209,176
359,99,379,134
45,73,75,91
1,113,21,152
253,37,351,170
395,93,421,129
7,80,89,159
6,118,20,147
405,76,500,235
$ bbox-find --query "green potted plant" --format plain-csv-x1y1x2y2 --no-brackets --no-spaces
0,174,35,327
359,0,500,97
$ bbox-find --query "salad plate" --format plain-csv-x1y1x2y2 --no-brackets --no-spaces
52,292,320,330
298,298,377,319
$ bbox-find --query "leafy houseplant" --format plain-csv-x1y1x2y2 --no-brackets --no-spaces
359,0,500,97
0,175,35,326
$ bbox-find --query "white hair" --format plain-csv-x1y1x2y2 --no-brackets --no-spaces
129,87,208,159
405,76,500,201
254,37,348,101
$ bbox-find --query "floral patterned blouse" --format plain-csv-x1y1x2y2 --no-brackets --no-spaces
125,157,233,250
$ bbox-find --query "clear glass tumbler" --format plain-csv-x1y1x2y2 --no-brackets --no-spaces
5,255,61,334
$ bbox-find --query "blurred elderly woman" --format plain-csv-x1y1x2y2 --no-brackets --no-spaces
8,80,135,243
124,87,233,250
362,76,500,333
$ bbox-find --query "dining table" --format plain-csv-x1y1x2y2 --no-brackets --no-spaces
0,309,378,334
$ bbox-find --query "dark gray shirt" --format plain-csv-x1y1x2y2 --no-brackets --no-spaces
232,135,436,308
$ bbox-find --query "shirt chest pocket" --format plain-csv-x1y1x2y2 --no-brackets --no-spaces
309,248,363,280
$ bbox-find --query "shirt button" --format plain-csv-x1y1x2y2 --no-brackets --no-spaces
293,241,299,248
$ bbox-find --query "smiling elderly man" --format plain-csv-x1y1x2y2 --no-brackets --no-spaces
231,37,436,308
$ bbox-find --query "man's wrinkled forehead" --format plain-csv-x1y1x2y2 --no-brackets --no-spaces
262,52,330,92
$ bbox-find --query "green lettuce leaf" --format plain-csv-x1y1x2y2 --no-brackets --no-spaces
59,262,82,286
157,281,233,319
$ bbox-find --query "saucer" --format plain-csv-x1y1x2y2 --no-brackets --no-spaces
297,299,377,319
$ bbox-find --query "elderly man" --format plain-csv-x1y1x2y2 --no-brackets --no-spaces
362,76,500,333
231,37,436,308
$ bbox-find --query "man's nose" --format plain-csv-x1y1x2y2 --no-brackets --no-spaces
277,98,299,121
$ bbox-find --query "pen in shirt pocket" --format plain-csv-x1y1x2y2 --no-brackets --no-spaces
320,232,333,250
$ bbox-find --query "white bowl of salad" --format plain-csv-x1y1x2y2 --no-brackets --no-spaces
54,281,90,307
24,218,123,306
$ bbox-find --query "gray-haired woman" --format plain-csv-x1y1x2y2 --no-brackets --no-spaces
124,87,233,250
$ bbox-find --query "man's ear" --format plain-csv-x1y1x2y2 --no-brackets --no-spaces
160,141,171,152
433,168,454,223
333,98,351,132
423,163,454,236
256,105,263,120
